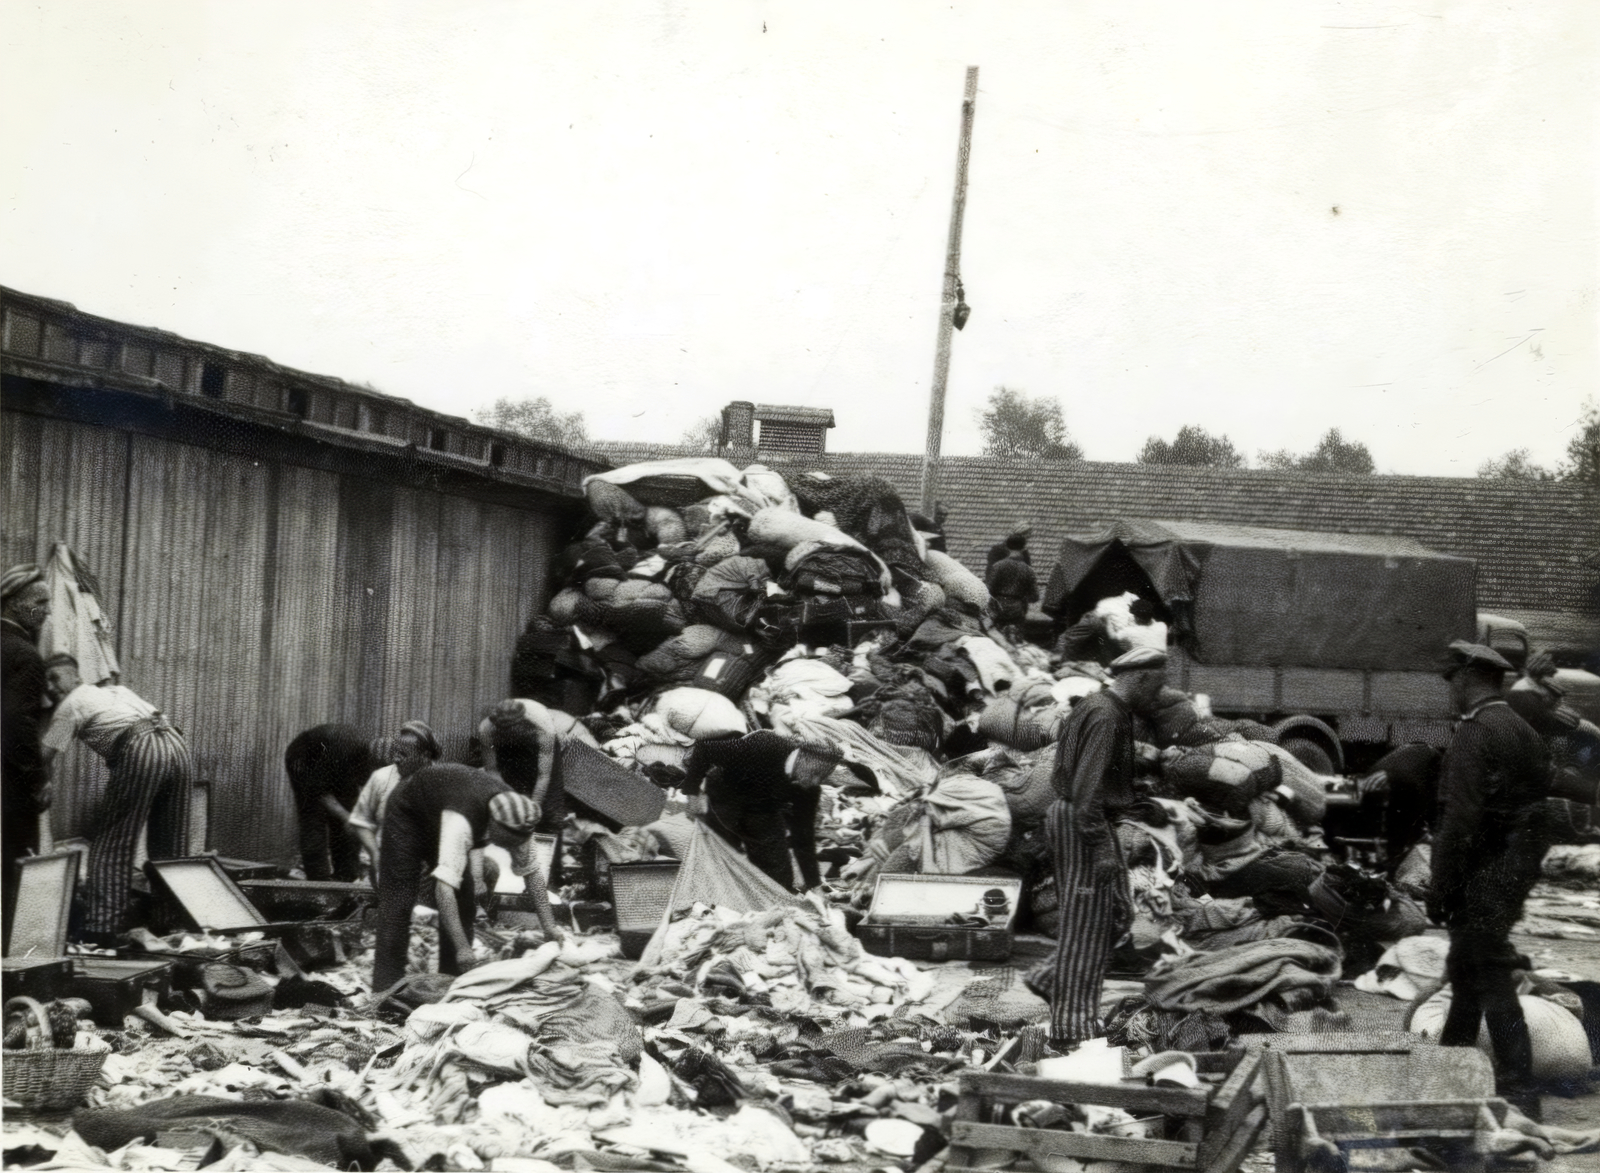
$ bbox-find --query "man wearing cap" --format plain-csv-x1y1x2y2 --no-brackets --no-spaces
2,564,52,947
1028,646,1167,1049
986,547,1040,630
38,655,192,946
986,521,1033,572
680,729,837,892
1431,641,1551,1094
348,721,441,887
371,762,563,992
283,723,379,883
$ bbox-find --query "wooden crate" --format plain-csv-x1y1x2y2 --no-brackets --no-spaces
945,1048,1266,1173
1253,1033,1504,1173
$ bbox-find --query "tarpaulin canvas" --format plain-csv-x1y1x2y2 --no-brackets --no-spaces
1043,519,1475,672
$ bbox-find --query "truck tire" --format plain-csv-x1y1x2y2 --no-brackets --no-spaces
1280,737,1335,776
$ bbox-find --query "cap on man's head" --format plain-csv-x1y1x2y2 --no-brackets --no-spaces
399,720,442,759
1109,646,1168,675
0,564,43,604
488,790,540,835
42,652,78,671
1441,640,1513,678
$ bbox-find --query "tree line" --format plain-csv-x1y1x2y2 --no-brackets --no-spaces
473,389,1599,486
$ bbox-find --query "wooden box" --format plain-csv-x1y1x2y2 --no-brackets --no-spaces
946,1048,1267,1173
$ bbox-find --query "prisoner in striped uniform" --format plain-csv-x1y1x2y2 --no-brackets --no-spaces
1026,646,1168,1048
39,655,193,945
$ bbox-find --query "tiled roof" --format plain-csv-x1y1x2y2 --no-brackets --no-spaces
585,443,1599,620
754,405,835,426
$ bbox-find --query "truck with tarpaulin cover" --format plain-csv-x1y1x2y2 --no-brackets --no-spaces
1040,518,1501,774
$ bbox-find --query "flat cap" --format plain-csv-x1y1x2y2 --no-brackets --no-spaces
1441,640,1513,676
399,719,442,759
488,790,540,835
1109,646,1168,675
0,564,43,603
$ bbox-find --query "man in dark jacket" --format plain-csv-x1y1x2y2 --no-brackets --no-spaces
2,564,51,949
1430,641,1551,1093
285,724,383,882
986,520,1032,571
680,730,838,892
986,548,1040,629
1027,646,1166,1049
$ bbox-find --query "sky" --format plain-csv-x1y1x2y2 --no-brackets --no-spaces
2,1,1595,476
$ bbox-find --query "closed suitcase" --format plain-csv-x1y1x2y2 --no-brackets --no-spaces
856,873,1024,962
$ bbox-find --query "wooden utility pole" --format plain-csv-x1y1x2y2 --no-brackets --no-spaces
919,65,979,516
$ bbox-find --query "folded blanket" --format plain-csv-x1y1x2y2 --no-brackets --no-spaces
1143,936,1341,1015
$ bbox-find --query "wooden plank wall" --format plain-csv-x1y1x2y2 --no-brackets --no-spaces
1,411,564,865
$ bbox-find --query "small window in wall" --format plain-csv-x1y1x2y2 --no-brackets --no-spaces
200,362,227,399
428,427,449,451
489,442,507,468
285,387,310,419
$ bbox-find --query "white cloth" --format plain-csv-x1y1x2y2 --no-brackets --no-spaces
348,765,401,834
38,543,120,686
431,810,540,890
42,683,159,758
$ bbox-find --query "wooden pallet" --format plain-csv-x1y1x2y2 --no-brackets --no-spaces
945,1048,1267,1173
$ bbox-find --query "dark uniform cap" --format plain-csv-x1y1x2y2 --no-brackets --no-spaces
1441,640,1513,677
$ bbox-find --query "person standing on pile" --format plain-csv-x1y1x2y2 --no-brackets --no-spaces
38,655,192,946
371,763,563,993
1430,641,1552,1095
2,564,52,948
1027,647,1167,1050
284,723,379,882
680,730,838,892
986,520,1033,571
985,547,1039,631
478,698,599,884
348,721,440,886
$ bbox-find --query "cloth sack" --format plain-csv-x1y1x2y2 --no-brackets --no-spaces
584,458,745,507
1410,989,1591,1081
921,550,989,609
74,1097,393,1170
653,688,749,740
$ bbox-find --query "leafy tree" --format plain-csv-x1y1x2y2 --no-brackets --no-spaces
1137,425,1245,469
1559,399,1600,489
977,387,1082,461
1257,428,1374,475
474,396,589,447
1476,448,1556,482
680,415,724,453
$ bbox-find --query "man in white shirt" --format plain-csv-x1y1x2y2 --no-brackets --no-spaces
39,655,192,945
348,720,440,886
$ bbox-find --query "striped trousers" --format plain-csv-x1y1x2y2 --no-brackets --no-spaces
1027,799,1133,1044
86,724,193,935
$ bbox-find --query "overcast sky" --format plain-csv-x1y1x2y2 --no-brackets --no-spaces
3,1,1595,475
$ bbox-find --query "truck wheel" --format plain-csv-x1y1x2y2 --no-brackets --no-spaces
1280,737,1335,775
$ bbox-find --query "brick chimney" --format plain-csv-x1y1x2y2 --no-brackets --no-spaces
721,400,756,462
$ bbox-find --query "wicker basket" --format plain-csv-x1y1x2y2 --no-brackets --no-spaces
2,997,109,1113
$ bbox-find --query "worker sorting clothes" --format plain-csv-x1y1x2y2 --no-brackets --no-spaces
39,654,192,946
371,763,563,993
1027,646,1168,1050
283,723,376,883
477,698,599,883
347,720,440,887
679,729,839,893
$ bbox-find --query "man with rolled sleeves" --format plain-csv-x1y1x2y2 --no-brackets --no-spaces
370,764,563,994
1027,646,1167,1050
1430,641,1551,1094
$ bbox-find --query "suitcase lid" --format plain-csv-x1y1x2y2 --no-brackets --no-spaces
863,872,1023,929
146,857,270,932
4,851,82,960
608,861,681,932
73,957,172,980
